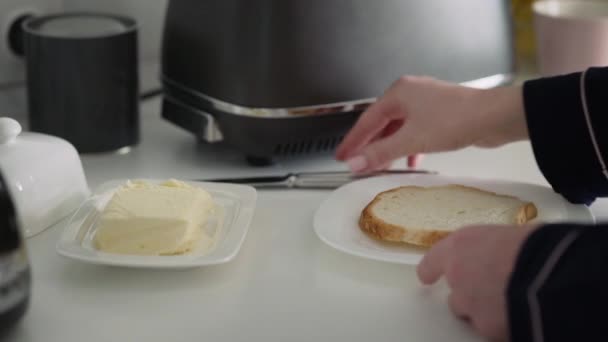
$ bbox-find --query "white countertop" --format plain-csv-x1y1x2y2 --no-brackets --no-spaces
7,97,608,342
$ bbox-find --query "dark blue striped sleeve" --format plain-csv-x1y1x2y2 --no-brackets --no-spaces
508,224,608,342
508,68,608,340
523,67,608,205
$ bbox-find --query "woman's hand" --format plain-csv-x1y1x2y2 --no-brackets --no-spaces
336,76,528,173
417,224,538,341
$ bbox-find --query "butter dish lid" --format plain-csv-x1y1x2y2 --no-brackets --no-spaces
0,117,90,237
0,117,77,174
0,117,21,144
0,117,74,157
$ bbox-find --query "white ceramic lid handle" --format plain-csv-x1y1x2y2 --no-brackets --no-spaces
0,117,22,144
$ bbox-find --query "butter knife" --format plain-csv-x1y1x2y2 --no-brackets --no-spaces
199,169,437,189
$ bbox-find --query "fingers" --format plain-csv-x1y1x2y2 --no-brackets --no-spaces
416,236,452,285
379,119,404,138
346,126,423,172
471,314,508,342
407,154,423,168
336,97,400,161
353,133,408,172
375,160,394,171
448,293,469,319
346,156,394,174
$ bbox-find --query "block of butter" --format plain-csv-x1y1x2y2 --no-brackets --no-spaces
94,179,216,256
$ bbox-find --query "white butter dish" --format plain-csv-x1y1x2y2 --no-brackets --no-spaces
56,179,257,269
0,117,90,238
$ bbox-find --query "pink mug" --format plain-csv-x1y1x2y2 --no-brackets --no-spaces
534,0,608,76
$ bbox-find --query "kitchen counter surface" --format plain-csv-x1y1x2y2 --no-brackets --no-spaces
7,96,608,342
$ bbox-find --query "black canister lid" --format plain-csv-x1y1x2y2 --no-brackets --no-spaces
0,171,20,253
22,12,136,39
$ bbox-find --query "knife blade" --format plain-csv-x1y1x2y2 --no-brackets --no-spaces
197,169,437,189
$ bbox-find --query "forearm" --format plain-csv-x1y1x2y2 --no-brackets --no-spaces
478,85,529,146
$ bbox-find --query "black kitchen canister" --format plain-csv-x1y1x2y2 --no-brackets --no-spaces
23,12,139,153
0,170,31,337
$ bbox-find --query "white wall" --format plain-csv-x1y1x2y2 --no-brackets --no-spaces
0,0,167,86
0,0,63,84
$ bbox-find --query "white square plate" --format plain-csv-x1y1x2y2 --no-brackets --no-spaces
56,179,257,269
313,174,595,265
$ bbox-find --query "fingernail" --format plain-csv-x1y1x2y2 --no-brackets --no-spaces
347,155,368,173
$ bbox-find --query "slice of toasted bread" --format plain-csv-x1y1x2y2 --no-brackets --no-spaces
359,185,538,247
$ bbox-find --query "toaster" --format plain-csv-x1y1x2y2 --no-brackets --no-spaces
161,0,514,165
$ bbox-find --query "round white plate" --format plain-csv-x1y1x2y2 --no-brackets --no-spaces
56,179,257,269
313,174,594,265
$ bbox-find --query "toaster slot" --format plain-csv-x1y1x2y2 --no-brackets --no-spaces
274,136,344,157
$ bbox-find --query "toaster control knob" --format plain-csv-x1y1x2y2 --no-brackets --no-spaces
0,118,21,145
